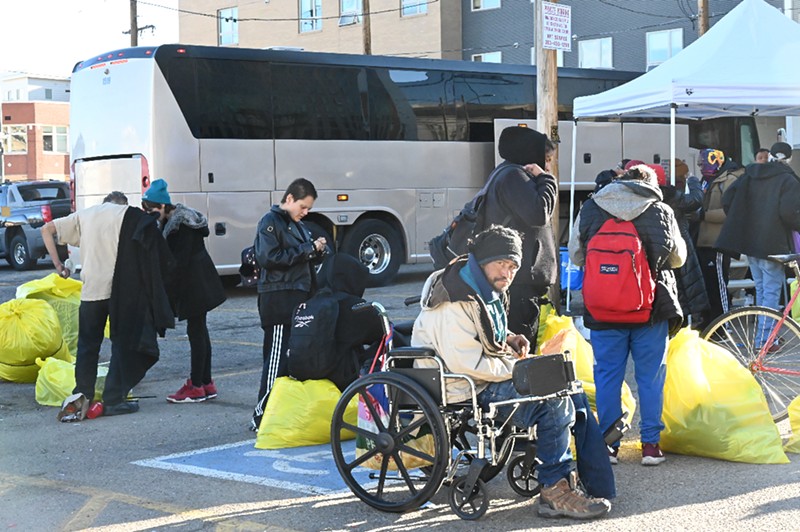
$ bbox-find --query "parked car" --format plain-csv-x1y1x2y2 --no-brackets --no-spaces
0,180,72,270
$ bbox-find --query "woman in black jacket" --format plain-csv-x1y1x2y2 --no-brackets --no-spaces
142,179,227,403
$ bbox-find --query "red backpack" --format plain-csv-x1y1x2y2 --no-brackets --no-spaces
583,218,655,323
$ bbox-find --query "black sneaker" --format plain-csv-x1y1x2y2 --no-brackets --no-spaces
248,416,261,432
103,401,140,416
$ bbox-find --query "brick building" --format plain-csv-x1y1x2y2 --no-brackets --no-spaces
0,75,70,182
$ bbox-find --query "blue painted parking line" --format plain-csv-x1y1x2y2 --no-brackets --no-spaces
132,439,375,495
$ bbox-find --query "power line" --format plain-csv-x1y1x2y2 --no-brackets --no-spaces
137,0,440,23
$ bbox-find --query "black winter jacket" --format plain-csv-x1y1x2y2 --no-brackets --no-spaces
483,162,558,293
569,179,686,331
661,176,709,317
716,161,800,259
255,205,326,294
109,208,175,397
162,205,226,320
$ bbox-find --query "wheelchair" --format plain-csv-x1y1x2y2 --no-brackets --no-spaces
330,303,582,520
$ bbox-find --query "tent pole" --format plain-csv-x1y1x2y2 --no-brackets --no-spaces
566,119,578,312
670,104,677,186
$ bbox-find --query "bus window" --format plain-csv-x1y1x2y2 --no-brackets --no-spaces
739,119,758,165
272,64,368,140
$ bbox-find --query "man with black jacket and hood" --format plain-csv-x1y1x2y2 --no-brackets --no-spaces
716,142,800,348
482,126,558,343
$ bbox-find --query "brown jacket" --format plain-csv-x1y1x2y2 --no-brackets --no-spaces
697,167,744,248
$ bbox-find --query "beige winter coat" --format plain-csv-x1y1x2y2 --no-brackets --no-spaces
697,168,743,248
411,265,516,404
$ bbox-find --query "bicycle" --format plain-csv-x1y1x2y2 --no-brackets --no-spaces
701,253,800,421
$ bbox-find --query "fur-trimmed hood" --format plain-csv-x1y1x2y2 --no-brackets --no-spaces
163,204,209,238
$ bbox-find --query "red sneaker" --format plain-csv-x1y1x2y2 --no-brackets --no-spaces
167,379,207,403
641,443,666,466
203,380,218,400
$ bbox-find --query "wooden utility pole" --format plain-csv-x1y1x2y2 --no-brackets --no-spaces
698,0,709,36
129,0,138,46
535,0,561,310
363,0,372,55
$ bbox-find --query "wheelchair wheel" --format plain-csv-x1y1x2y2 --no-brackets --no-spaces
506,454,540,497
448,476,488,520
330,372,449,513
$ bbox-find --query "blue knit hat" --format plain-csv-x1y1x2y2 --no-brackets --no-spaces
142,179,172,205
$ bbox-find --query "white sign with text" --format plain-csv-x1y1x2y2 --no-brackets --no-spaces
542,1,572,52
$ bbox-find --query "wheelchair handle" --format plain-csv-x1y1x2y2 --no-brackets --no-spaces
404,295,421,307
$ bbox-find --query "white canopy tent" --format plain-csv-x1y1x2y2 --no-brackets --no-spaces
564,0,800,308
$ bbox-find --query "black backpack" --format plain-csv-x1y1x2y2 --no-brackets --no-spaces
287,287,341,381
428,165,515,270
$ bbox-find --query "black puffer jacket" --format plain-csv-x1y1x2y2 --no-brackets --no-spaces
716,161,800,259
569,179,686,331
483,162,558,292
255,205,326,294
661,176,709,317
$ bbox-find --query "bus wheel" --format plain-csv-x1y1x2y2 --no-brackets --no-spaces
342,219,402,287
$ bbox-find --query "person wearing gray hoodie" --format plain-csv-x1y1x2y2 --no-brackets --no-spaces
569,165,686,467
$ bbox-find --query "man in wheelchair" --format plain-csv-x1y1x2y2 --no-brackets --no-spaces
412,225,611,519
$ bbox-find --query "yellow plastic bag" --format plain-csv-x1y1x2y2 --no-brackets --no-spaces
255,377,358,449
660,328,788,464
538,313,637,426
0,299,71,383
784,397,800,454
17,274,82,360
34,357,107,406
791,280,799,322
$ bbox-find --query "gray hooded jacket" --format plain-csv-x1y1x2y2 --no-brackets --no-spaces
568,179,686,331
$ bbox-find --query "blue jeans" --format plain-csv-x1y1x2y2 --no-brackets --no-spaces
478,380,574,486
748,256,785,346
591,322,668,445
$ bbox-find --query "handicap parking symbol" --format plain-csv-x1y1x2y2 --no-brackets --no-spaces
133,439,374,495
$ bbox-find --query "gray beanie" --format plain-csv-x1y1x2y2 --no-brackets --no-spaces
469,225,523,267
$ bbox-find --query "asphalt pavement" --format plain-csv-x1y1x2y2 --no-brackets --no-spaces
1,260,799,531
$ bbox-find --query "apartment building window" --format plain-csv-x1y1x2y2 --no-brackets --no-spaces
401,0,427,16
45,88,53,100
472,51,502,63
531,48,564,67
646,28,682,70
300,0,323,32
472,0,500,11
218,7,238,45
340,0,362,25
42,126,68,153
1,125,28,154
579,37,612,69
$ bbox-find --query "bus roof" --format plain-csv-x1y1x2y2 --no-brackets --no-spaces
73,43,642,83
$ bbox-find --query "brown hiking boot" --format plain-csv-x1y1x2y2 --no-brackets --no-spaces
538,471,611,519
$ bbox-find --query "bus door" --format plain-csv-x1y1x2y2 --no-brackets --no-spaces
198,139,275,274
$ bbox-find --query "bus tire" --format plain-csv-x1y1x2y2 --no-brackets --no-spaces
341,219,402,287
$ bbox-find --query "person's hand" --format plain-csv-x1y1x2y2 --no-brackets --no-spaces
314,237,327,253
523,163,545,177
58,264,71,279
507,334,530,358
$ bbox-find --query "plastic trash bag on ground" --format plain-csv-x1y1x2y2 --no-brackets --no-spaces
538,313,637,426
660,328,788,464
0,299,71,383
255,377,357,449
784,397,800,454
17,274,82,360
35,357,107,406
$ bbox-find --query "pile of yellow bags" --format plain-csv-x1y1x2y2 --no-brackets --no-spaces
16,273,82,357
0,298,72,382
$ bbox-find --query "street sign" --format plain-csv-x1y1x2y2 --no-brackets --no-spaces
542,1,571,52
